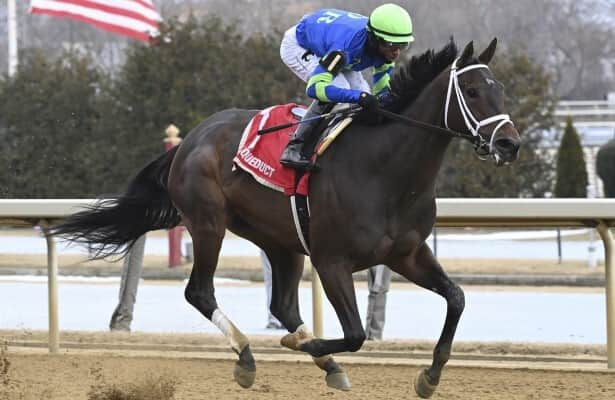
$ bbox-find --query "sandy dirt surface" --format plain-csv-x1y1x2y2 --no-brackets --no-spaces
1,330,614,400
4,353,615,400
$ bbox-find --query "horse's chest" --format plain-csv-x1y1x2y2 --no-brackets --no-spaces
385,206,435,254
383,228,425,256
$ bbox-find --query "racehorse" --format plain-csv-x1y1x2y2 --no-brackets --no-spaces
52,38,520,398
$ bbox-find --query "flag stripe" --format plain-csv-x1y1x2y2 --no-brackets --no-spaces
55,0,161,24
30,0,161,42
32,0,159,17
31,4,157,36
133,0,157,12
31,0,160,27
30,8,152,41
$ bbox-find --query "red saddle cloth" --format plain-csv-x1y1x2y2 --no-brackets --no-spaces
233,103,310,196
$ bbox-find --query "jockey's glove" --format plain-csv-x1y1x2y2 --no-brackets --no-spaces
358,92,379,111
377,92,395,109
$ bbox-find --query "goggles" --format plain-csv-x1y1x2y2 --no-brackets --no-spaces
378,39,411,51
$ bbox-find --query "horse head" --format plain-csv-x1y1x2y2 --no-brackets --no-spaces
443,38,521,165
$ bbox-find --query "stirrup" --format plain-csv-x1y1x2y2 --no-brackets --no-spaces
280,158,320,172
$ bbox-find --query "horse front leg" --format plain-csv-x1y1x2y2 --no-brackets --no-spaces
390,244,465,399
285,262,364,383
280,324,351,390
263,248,351,391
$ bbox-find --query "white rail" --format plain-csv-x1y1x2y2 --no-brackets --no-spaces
1,198,614,367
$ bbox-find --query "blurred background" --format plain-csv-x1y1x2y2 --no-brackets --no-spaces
0,0,613,200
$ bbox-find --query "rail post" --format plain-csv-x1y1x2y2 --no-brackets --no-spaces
164,124,183,268
39,220,59,353
311,265,324,338
596,221,615,367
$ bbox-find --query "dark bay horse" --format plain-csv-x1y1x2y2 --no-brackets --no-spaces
52,39,520,398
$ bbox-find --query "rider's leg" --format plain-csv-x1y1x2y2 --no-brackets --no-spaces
279,71,355,169
279,25,328,170
280,28,362,169
279,25,319,82
343,70,371,94
280,100,333,169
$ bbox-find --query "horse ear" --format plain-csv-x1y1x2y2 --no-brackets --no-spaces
478,38,498,64
459,41,474,65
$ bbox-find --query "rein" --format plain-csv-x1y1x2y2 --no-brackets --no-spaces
374,58,514,156
374,107,470,141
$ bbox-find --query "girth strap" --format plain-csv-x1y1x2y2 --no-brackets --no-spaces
290,194,311,255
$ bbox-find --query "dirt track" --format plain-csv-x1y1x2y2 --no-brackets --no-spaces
2,331,615,400
3,350,615,400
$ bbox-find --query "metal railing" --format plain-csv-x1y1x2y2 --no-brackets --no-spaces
555,100,615,122
1,198,615,367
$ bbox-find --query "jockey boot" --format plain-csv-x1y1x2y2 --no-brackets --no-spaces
280,101,333,170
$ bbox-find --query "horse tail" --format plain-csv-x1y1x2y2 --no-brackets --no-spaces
51,146,181,258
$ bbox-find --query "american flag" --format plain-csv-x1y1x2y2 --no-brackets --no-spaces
29,0,162,42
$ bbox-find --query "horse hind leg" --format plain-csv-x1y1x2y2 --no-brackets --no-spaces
184,228,255,389
390,244,465,399
263,248,351,391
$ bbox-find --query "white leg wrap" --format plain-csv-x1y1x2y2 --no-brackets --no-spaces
281,323,315,351
295,324,313,339
212,308,248,353
280,324,332,369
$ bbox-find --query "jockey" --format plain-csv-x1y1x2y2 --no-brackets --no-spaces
279,3,414,170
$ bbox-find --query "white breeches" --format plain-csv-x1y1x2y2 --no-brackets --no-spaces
279,25,371,93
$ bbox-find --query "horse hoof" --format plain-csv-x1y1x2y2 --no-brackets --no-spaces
233,363,256,388
325,371,351,391
414,369,437,399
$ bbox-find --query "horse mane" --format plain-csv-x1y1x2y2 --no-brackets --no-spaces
387,39,458,112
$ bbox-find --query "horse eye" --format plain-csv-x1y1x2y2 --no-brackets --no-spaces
466,87,479,98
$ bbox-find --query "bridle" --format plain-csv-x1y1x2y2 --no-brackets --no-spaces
444,58,514,160
372,57,515,162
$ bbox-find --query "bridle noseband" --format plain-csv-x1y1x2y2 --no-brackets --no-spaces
444,58,514,160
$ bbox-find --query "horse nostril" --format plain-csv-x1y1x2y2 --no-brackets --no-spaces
494,138,520,159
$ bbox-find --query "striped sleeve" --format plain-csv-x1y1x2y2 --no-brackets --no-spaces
372,62,395,96
306,65,363,103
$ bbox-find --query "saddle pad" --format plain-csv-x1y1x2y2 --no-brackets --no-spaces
233,103,310,196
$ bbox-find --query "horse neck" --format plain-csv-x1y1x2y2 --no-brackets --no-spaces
380,76,453,193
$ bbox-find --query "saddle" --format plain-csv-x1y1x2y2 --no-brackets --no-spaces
298,107,355,160
233,103,355,254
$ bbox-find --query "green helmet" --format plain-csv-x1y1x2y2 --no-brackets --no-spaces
368,3,414,44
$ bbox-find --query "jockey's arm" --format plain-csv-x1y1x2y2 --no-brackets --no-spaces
306,50,363,104
306,66,363,103
372,62,395,97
